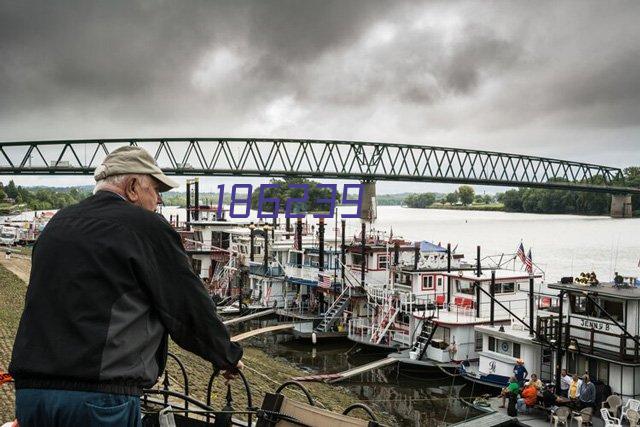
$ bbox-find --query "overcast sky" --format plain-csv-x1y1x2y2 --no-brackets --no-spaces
1,0,639,193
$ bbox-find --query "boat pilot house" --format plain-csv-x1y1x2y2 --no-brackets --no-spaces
547,280,640,398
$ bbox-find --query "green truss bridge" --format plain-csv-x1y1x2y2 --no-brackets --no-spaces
0,138,637,215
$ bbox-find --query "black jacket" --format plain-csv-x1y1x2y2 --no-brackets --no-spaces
9,191,242,395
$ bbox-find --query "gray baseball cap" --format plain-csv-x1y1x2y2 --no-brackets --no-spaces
94,146,179,192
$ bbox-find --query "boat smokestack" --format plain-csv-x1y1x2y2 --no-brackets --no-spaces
318,218,325,272
476,245,482,277
414,242,420,270
360,222,366,287
394,241,400,266
249,222,255,262
296,218,303,267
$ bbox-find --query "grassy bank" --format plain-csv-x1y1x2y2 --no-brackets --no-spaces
0,265,24,419
0,264,392,424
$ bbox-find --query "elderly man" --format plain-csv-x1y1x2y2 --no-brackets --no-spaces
9,146,243,426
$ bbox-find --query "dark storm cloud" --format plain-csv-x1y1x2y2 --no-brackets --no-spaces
0,0,638,169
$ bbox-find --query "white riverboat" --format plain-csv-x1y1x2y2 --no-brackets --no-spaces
463,274,640,398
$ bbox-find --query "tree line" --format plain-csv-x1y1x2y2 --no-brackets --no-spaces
497,167,640,215
402,167,640,215
0,180,92,211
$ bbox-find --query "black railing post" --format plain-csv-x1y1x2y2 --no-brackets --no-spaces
341,220,346,287
263,227,269,270
249,223,255,262
360,222,366,287
555,290,565,392
185,181,191,231
296,218,303,268
447,243,452,310
475,281,481,318
286,216,291,239
194,179,199,221
319,218,325,272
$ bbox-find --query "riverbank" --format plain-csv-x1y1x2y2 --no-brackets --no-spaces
0,263,393,424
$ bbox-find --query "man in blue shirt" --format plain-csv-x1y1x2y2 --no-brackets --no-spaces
513,359,528,387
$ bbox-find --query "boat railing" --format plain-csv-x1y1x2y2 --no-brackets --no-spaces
538,315,640,362
248,261,284,277
347,317,396,346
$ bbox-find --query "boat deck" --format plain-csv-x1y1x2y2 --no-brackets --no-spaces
457,397,604,427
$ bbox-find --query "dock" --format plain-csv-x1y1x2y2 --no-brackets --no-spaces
223,308,276,326
291,357,398,383
231,323,294,342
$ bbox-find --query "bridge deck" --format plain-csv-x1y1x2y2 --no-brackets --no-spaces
0,138,636,194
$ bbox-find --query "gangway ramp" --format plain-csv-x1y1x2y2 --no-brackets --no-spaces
231,323,294,342
223,308,276,326
291,357,398,383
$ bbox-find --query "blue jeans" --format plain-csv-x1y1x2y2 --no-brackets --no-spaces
15,388,141,427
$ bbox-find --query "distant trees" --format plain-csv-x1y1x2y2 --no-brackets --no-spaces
445,191,459,204
457,185,475,205
250,177,340,213
404,192,436,208
495,169,640,216
0,180,91,210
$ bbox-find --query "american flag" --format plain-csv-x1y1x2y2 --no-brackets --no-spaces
318,273,332,288
525,249,533,274
517,242,527,264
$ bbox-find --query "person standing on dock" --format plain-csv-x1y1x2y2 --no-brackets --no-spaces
9,146,243,427
513,358,528,387
559,369,572,398
578,375,596,410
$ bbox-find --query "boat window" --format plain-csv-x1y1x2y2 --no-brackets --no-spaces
502,282,515,294
488,336,496,351
475,331,483,352
492,282,516,294
569,293,624,321
456,280,474,295
569,294,590,315
193,231,203,242
378,254,388,269
422,276,434,290
433,326,450,345
513,343,521,358
437,277,443,288
601,298,624,322
351,253,363,266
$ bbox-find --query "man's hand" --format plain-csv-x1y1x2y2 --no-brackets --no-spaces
222,360,244,382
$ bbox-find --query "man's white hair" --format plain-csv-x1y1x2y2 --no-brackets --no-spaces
93,174,150,194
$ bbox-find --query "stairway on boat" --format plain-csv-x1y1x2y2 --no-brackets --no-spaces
409,318,438,361
314,293,351,333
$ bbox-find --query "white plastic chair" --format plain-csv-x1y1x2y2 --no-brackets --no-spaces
600,408,622,427
551,406,571,426
627,409,640,427
602,395,623,418
622,398,640,423
571,407,592,427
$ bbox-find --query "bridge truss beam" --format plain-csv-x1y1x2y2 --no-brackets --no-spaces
0,138,636,194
